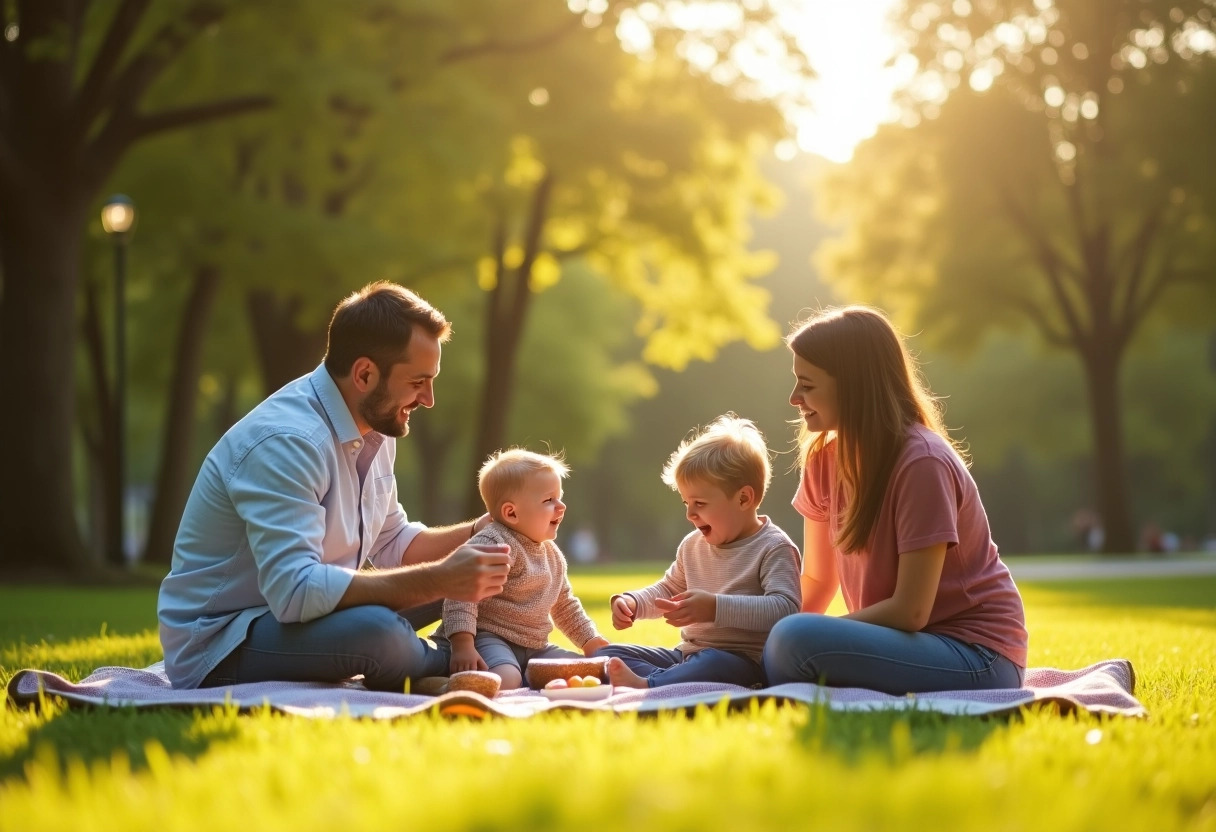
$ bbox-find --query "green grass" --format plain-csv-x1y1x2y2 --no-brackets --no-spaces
2,571,1215,831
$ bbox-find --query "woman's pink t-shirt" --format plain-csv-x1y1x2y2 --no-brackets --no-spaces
793,423,1028,667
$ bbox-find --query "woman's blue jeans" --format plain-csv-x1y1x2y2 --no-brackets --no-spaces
762,613,1024,694
201,600,449,691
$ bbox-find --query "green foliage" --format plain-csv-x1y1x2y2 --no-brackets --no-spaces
394,264,657,522
815,2,1216,551
2,575,1216,831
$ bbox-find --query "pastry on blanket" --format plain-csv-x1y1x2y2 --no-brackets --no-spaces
446,670,502,698
524,657,609,690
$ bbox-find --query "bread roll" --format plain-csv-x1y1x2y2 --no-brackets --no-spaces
446,670,501,698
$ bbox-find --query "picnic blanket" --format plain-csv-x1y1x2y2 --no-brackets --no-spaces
6,659,1144,719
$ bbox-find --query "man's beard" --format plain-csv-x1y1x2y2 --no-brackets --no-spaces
360,379,409,437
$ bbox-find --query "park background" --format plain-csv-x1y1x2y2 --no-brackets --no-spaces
3,4,1216,831
1,1,1214,571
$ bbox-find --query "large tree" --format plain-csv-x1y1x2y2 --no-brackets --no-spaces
0,0,271,570
816,0,1216,552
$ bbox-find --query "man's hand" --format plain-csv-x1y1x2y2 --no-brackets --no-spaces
582,635,610,656
610,594,637,630
449,634,488,673
654,590,716,627
434,543,510,602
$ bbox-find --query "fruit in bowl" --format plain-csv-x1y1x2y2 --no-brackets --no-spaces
542,671,603,690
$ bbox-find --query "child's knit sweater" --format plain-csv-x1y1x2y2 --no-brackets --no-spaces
440,522,599,650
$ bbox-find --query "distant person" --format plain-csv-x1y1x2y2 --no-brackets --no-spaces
569,527,600,564
596,415,801,689
158,282,510,691
763,306,1028,694
439,449,610,690
1071,508,1100,553
1141,522,1165,554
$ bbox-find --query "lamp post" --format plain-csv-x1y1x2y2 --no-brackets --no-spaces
101,194,136,567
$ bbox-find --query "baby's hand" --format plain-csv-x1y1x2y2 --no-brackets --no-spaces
610,595,637,630
450,645,488,674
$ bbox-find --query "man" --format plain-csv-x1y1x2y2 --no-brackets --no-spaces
158,282,510,690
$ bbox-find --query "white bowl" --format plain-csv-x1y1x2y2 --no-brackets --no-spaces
539,684,614,702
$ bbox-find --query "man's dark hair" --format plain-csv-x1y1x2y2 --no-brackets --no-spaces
323,282,451,376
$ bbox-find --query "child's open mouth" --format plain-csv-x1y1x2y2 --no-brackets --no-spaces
697,525,712,536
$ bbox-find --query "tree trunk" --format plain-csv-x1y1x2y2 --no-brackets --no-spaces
142,264,223,564
1080,340,1136,553
410,417,455,524
214,373,240,436
0,202,89,570
464,177,554,515
246,290,328,395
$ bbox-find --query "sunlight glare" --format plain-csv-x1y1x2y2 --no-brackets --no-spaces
779,0,911,163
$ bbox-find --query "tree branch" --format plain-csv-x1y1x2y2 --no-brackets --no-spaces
1123,256,1180,341
511,172,554,326
994,288,1073,349
1114,203,1165,335
85,94,272,193
440,14,582,64
999,191,1089,345
132,94,273,139
71,0,153,140
1061,171,1091,262
88,1,226,140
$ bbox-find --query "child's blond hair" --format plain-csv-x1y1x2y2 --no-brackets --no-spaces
661,414,771,503
478,448,570,521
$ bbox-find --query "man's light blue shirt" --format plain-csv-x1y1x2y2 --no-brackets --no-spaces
157,365,426,689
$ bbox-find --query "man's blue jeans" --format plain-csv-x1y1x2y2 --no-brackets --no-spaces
594,643,766,688
762,614,1025,694
201,601,449,691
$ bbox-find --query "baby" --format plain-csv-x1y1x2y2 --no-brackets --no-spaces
596,415,801,688
439,449,609,690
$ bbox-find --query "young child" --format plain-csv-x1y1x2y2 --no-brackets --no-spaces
595,415,801,688
439,449,609,690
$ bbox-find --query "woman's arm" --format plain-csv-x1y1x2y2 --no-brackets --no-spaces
843,542,947,632
800,517,840,614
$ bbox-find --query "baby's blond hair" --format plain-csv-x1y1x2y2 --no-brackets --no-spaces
479,448,569,520
661,414,771,503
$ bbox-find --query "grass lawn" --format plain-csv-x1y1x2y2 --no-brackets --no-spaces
1,569,1214,831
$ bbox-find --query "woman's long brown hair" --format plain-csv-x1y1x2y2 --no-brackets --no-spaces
787,306,961,553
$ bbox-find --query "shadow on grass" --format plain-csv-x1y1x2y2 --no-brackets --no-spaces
0,704,238,783
795,705,1007,763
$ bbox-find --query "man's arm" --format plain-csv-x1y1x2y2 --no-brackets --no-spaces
338,541,509,610
400,513,492,566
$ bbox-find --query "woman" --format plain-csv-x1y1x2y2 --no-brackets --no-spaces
763,306,1027,694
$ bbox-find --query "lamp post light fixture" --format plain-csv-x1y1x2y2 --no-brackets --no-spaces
101,194,136,567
